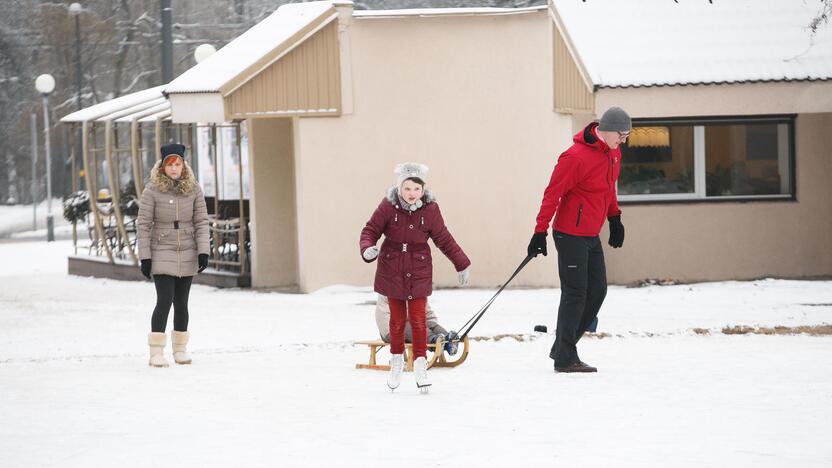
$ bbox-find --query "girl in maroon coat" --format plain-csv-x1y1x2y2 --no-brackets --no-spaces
360,163,471,392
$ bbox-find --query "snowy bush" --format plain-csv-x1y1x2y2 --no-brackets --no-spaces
62,191,90,223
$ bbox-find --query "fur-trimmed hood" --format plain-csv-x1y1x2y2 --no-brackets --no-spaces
148,159,198,195
385,185,435,208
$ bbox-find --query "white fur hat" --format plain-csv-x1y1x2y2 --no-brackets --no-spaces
395,162,429,187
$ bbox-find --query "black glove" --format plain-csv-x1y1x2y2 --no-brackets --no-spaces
198,254,209,273
140,259,152,279
527,232,548,258
608,215,625,248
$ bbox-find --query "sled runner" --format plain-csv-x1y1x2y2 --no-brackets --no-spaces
354,336,469,371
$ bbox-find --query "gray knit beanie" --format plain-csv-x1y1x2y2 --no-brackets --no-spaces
598,107,631,132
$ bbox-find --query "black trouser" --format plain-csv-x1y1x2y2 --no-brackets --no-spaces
550,231,607,367
151,275,193,333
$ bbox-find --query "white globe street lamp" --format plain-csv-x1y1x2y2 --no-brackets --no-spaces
194,44,216,64
35,74,55,94
35,73,56,242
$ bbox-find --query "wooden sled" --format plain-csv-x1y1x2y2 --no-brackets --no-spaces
354,336,470,371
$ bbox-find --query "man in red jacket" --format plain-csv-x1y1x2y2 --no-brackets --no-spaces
527,107,631,373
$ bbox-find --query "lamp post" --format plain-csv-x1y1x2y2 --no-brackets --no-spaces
30,113,38,231
69,3,82,111
69,3,84,193
35,73,55,242
161,0,173,83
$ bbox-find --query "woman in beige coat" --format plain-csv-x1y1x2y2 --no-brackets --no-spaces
137,143,210,367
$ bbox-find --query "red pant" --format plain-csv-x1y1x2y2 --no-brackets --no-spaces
388,297,427,358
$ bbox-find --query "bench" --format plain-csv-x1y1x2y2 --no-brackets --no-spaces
353,336,469,371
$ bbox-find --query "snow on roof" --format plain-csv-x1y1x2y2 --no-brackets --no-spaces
164,1,338,95
60,86,166,123
134,110,171,123
94,98,167,123
353,5,546,19
552,0,832,88
111,102,170,123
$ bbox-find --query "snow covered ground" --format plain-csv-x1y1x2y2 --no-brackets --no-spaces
0,200,70,239
1,239,831,467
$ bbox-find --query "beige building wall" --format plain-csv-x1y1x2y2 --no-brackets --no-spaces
291,10,576,292
225,21,342,119
596,83,832,283
247,117,299,288
551,17,593,113
604,112,832,283
595,81,832,118
252,11,832,292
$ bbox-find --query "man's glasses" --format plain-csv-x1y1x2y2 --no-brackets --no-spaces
617,131,630,142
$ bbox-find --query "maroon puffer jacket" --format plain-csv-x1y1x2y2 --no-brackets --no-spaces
360,189,471,300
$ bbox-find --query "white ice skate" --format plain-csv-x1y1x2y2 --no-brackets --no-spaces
414,356,431,394
387,354,404,391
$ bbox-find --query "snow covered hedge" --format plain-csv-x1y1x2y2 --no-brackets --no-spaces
62,191,90,223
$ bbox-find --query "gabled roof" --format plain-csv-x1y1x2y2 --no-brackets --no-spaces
552,0,832,88
164,1,339,96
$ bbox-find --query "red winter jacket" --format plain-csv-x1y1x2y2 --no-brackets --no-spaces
360,188,471,300
534,123,622,236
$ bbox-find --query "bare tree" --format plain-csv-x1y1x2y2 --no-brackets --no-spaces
2,0,824,204
809,0,832,38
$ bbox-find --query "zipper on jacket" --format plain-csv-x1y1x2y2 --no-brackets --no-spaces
176,196,181,276
605,151,612,216
576,204,583,227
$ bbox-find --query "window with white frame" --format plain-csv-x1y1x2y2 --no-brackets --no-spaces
617,116,794,202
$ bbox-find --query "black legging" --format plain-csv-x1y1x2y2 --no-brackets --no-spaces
151,275,193,332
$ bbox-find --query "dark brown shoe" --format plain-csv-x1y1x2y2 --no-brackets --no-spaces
555,361,597,373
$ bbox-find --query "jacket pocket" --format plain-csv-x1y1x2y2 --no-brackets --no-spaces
378,250,400,278
153,229,171,248
412,252,432,279
576,204,583,227
180,228,196,251
417,222,431,242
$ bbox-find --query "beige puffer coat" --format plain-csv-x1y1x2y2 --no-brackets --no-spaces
137,160,210,277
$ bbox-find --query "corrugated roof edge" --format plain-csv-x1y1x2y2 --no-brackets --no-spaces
353,5,547,18
597,77,832,89
162,90,219,96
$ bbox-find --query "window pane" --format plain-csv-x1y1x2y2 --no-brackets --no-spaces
619,126,695,195
705,123,790,196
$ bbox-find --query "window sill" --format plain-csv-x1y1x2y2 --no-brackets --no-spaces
618,194,795,205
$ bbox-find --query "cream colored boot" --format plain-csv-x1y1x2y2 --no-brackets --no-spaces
171,330,192,365
148,332,169,367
